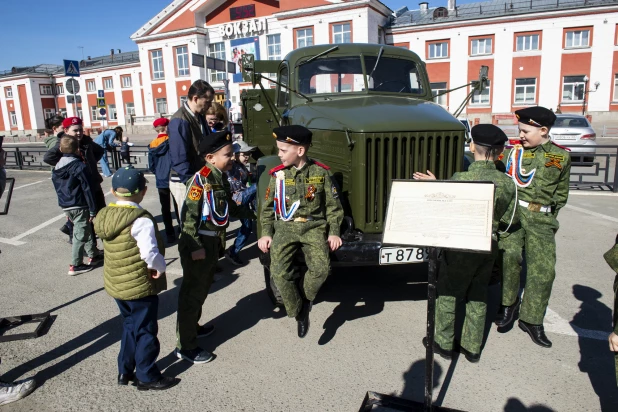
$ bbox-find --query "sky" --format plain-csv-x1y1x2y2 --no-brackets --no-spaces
0,0,479,72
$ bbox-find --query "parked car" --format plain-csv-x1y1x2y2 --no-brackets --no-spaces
550,114,597,163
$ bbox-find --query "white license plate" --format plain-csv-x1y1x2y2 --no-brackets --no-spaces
552,134,577,140
380,247,429,265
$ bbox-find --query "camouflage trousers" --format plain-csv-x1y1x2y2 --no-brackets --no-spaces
498,206,559,325
435,248,495,354
613,274,618,386
176,234,219,350
270,220,329,318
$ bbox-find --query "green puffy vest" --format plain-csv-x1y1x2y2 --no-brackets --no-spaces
94,205,167,300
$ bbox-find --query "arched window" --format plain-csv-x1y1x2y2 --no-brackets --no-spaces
433,7,448,18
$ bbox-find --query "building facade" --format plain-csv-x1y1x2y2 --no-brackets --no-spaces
1,0,617,134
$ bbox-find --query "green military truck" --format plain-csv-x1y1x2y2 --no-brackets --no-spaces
239,44,470,303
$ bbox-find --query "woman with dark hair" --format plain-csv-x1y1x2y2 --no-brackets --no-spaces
43,115,65,149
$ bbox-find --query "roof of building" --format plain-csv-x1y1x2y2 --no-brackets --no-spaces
78,51,140,70
390,0,617,28
0,64,64,79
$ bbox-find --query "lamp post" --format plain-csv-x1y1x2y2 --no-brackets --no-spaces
581,75,600,116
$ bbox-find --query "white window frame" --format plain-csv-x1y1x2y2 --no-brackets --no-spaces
40,85,53,95
428,42,448,59
471,80,491,105
91,106,98,121
333,23,351,44
86,80,96,92
431,82,448,106
108,104,117,120
55,84,64,95
180,96,188,106
121,76,132,88
516,34,539,51
43,108,55,119
176,46,190,77
156,98,167,114
514,78,537,104
562,75,586,102
103,78,113,90
5,87,12,98
10,111,17,126
125,102,135,116
208,42,226,83
267,34,281,61
613,74,618,102
152,50,164,80
77,107,83,119
565,30,590,49
471,38,492,56
296,28,314,48
59,108,67,118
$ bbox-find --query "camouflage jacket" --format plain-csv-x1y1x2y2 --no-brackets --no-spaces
502,140,571,213
450,161,516,233
261,159,343,238
181,163,255,252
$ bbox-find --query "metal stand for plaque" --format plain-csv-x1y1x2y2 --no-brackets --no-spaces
0,177,15,215
0,313,52,342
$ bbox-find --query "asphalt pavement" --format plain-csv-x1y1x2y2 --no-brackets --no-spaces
0,169,617,411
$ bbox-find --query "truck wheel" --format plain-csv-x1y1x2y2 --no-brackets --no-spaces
263,266,284,307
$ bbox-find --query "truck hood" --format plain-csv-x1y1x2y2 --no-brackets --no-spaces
287,96,464,133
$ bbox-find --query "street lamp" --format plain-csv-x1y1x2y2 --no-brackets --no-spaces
582,75,600,115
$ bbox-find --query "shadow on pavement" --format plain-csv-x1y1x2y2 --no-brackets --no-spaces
571,284,618,411
398,358,443,404
503,398,555,411
315,265,428,346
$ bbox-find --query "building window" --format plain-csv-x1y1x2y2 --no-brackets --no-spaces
378,27,384,44
431,82,447,106
40,85,53,95
471,38,492,56
86,80,96,92
614,74,618,102
55,84,64,95
471,80,490,105
180,96,188,106
152,50,164,79
565,30,590,48
10,111,17,126
516,34,539,51
77,107,83,119
208,42,226,83
333,23,351,44
43,108,55,119
91,106,98,121
156,98,167,114
176,46,190,76
267,34,281,60
514,78,536,104
296,28,314,48
108,104,117,120
121,76,132,88
125,102,135,116
5,88,12,98
428,42,448,59
103,78,113,90
59,108,67,118
562,75,586,101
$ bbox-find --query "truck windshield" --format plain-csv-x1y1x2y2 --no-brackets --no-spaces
363,56,424,94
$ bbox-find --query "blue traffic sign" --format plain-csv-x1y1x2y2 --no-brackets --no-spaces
97,90,104,98
63,60,80,77
99,108,107,116
224,100,232,109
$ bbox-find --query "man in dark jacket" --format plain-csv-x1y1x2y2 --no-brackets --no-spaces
52,136,100,275
168,80,214,214
149,117,179,244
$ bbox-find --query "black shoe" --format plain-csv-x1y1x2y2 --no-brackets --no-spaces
494,297,520,327
459,346,481,363
59,223,71,236
117,373,135,385
174,347,215,364
225,249,244,266
422,337,453,360
135,376,180,391
296,300,312,338
518,320,552,348
196,324,215,338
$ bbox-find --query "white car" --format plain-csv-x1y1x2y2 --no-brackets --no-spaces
550,114,597,163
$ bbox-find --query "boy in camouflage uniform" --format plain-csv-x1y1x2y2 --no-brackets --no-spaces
258,125,344,338
494,106,571,348
175,130,256,364
414,124,516,362
604,235,618,384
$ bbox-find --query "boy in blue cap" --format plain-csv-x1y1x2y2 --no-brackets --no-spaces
94,166,180,391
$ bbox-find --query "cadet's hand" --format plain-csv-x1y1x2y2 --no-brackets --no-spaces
327,235,342,252
191,248,206,261
149,270,163,279
258,236,272,253
413,170,436,180
609,332,618,352
88,215,95,223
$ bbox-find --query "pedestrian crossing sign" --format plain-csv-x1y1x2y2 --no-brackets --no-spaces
63,60,80,77
97,98,106,108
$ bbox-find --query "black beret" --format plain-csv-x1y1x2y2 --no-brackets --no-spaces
471,124,508,147
272,125,312,145
198,130,232,156
515,106,556,128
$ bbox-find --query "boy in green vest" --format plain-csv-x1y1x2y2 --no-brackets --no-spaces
175,130,256,364
94,166,180,391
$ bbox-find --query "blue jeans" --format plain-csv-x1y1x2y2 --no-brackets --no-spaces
115,295,162,383
99,150,112,177
232,185,256,256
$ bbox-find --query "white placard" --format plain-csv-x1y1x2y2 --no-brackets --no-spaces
382,180,495,252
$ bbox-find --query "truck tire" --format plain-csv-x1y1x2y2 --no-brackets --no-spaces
263,265,284,307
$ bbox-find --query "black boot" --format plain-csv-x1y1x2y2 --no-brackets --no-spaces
518,320,552,348
422,337,452,360
296,299,312,338
494,297,520,327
